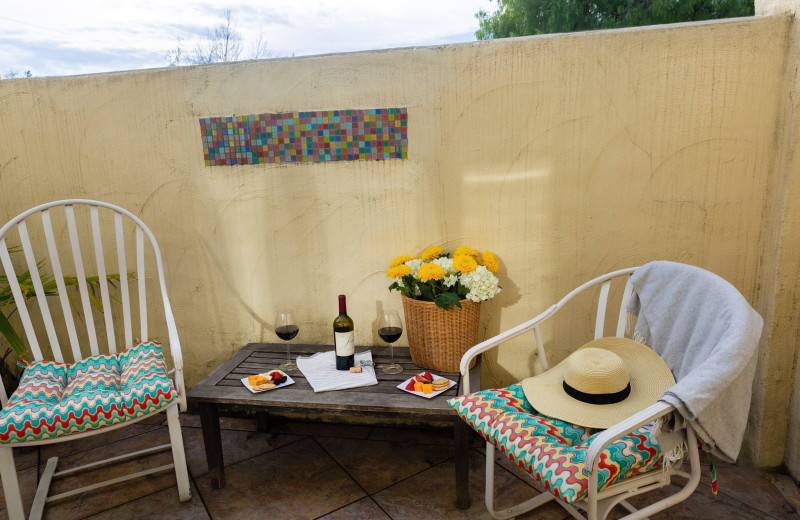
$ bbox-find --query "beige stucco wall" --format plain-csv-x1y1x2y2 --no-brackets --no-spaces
0,14,798,469
756,0,800,480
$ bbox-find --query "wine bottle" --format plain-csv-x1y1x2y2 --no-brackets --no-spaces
333,294,355,370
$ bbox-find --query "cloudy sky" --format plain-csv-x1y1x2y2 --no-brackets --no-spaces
1,0,496,78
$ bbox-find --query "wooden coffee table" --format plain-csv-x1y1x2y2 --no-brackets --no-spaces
187,343,480,509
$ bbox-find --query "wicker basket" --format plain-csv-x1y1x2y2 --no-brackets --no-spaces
401,295,480,372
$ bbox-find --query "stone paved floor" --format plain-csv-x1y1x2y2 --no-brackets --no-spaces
0,413,798,520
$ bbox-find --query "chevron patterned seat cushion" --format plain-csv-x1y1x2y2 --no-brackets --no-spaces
0,340,179,444
448,383,663,504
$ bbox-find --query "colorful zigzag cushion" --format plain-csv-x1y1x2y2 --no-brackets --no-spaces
448,383,663,504
0,340,179,444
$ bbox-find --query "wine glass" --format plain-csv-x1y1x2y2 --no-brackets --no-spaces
377,310,403,374
275,311,299,371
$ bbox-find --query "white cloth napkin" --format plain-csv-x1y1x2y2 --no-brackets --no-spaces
296,350,378,393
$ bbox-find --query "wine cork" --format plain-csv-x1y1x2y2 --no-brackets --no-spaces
349,366,362,373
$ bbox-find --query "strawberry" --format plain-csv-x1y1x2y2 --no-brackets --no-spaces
414,374,425,382
405,380,417,391
423,371,433,380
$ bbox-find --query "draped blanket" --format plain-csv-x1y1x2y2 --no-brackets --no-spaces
627,261,763,462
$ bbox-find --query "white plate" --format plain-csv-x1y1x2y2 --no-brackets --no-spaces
241,372,295,393
397,372,456,399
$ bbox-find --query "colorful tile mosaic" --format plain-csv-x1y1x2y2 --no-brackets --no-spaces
200,108,408,166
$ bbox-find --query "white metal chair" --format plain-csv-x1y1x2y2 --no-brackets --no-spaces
0,200,191,519
452,263,761,520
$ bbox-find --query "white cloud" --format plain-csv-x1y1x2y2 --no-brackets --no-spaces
0,0,494,77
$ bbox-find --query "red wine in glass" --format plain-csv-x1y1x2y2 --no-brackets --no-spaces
275,311,299,371
276,325,299,341
377,311,403,374
378,326,402,343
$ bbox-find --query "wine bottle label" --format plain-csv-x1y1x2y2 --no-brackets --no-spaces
334,331,355,356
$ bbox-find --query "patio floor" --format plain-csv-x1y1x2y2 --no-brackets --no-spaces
1,413,798,520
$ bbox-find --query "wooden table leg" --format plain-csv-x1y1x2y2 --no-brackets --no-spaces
454,419,471,509
199,403,225,488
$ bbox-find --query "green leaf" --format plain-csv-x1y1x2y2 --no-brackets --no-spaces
389,276,416,298
456,284,469,298
0,312,27,358
435,292,462,310
418,282,435,301
87,292,104,313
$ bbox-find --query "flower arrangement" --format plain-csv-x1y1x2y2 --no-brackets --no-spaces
387,246,501,310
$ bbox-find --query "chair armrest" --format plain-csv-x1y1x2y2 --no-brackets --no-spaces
460,305,558,393
169,337,183,371
584,400,675,470
164,312,183,371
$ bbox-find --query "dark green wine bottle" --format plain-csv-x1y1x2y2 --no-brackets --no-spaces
333,294,355,370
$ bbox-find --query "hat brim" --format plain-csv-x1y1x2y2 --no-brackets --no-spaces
521,337,675,429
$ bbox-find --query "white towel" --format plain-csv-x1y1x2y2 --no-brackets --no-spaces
296,350,378,393
627,261,763,462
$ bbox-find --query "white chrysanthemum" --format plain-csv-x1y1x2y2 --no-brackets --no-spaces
459,266,502,302
443,274,458,288
405,258,424,278
431,256,455,276
414,285,422,297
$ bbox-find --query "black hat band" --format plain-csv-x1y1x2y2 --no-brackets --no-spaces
563,380,631,405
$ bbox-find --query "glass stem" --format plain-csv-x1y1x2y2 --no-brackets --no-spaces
286,343,291,363
389,343,394,364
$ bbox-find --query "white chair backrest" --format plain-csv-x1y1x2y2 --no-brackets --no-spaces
536,267,638,371
0,200,184,404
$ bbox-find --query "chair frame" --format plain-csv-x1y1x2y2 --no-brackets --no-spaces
459,267,701,520
0,200,191,520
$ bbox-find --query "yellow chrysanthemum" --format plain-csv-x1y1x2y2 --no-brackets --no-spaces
419,246,443,261
389,255,413,268
417,263,446,282
454,246,479,258
387,265,412,279
452,254,478,273
482,251,499,274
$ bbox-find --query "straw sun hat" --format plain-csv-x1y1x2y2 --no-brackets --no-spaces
521,337,675,429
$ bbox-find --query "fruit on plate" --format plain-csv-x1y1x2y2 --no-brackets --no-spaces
248,370,288,388
413,372,435,385
268,370,288,385
405,380,417,391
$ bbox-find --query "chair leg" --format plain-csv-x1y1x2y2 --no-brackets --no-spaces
0,446,25,520
29,456,58,520
166,405,192,502
484,442,562,520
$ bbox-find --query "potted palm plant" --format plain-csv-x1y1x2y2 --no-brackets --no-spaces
0,246,122,395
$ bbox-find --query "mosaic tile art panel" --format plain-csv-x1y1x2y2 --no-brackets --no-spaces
200,108,408,166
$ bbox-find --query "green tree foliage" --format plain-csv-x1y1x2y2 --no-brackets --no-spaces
476,0,755,39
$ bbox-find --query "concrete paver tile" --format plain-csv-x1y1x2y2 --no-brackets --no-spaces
193,437,365,519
